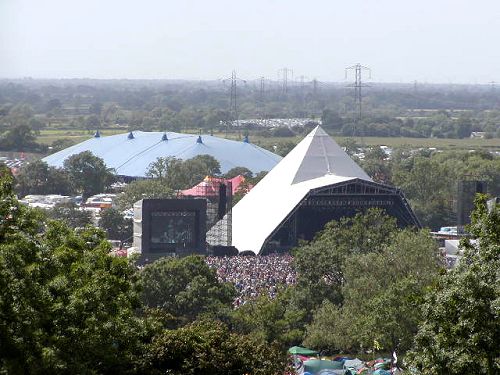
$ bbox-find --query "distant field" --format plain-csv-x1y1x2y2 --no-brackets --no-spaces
334,136,500,150
38,129,500,151
210,132,500,151
37,129,126,145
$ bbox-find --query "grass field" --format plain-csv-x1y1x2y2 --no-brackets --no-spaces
37,129,126,145
37,129,500,151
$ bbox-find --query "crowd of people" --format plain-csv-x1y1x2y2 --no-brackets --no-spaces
205,254,297,307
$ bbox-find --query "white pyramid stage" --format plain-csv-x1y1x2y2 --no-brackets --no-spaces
231,126,420,254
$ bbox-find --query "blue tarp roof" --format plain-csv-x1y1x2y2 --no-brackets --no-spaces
43,131,282,178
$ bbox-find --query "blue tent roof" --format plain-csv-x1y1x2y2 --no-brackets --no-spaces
43,131,282,178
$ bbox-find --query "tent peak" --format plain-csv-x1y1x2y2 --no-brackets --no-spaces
290,125,371,184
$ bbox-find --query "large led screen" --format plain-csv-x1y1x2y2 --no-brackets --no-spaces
150,211,196,247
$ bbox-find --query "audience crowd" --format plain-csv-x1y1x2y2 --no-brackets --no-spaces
205,254,296,307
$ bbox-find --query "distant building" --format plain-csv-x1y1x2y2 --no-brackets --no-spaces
470,131,486,138
229,118,321,128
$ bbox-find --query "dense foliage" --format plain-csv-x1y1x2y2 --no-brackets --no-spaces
16,154,115,201
304,230,441,353
99,207,133,242
63,151,115,200
0,166,147,373
358,147,500,229
408,196,500,374
46,201,93,229
15,159,73,197
293,209,399,310
0,167,287,374
140,255,236,327
146,320,288,375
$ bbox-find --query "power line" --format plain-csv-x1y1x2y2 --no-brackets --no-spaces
259,76,266,103
345,63,371,121
222,70,246,125
345,63,371,137
278,67,293,96
312,78,319,97
489,81,496,92
259,76,267,119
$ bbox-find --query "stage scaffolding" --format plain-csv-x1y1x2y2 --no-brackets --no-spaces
182,177,233,247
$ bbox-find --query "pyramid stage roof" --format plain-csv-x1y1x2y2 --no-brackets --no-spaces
232,126,420,254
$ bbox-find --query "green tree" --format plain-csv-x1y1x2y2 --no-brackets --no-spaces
146,155,221,191
146,156,181,180
15,160,73,197
115,179,175,211
455,116,472,139
231,290,307,348
99,207,133,242
321,109,343,130
339,138,359,157
139,256,236,327
361,146,392,184
392,156,455,230
203,108,228,129
304,229,441,353
63,151,115,200
47,201,93,229
0,167,149,373
408,196,500,374
294,209,398,288
145,320,287,375
50,138,77,153
292,209,400,321
0,124,41,151
181,154,221,185
274,141,297,157
224,166,253,179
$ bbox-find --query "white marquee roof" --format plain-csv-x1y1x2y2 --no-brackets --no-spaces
43,131,281,178
231,126,372,254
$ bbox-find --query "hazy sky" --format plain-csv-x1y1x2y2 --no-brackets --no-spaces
1,0,500,83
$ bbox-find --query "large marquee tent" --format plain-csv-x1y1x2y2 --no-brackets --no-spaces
43,131,281,178
231,126,420,254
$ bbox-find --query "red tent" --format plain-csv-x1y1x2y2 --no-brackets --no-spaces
180,175,251,197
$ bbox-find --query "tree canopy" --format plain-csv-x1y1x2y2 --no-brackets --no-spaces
139,255,236,326
0,166,147,373
15,159,73,197
63,151,115,200
304,229,441,353
146,154,221,191
115,179,175,210
99,207,133,242
294,209,399,290
408,195,500,374
47,201,93,229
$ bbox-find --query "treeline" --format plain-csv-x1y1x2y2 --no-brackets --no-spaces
14,146,500,232
357,145,500,230
14,153,262,242
322,109,498,138
0,80,499,153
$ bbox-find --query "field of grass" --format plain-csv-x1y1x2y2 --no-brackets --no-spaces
334,136,500,150
209,131,500,151
37,128,500,152
37,129,126,145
